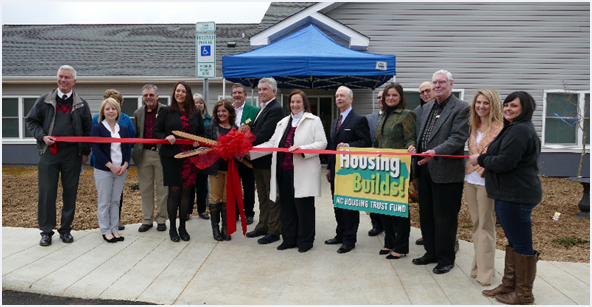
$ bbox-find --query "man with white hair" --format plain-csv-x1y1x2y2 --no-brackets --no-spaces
26,65,93,246
325,86,371,254
245,77,284,244
410,70,469,274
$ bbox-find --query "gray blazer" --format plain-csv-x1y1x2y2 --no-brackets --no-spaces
131,103,166,165
366,111,380,145
415,95,469,183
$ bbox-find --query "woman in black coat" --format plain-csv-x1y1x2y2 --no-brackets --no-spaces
154,81,204,242
468,91,542,305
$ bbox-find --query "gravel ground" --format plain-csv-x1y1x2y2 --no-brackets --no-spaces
2,165,589,263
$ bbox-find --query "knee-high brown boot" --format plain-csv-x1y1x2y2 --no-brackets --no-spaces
209,203,223,241
221,202,231,241
495,251,539,305
483,246,515,297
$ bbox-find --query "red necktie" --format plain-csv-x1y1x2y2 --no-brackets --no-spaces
336,115,343,133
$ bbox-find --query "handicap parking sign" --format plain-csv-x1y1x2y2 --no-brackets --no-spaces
201,46,211,56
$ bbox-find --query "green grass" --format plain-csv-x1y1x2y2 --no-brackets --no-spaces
552,237,590,249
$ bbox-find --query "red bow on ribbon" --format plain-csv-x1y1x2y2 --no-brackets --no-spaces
189,128,256,236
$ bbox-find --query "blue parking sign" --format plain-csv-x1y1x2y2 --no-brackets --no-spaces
201,46,211,56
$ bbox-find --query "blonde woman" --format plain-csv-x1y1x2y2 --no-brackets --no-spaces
464,89,503,286
91,98,131,243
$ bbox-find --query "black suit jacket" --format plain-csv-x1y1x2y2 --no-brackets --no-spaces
153,106,204,157
327,109,371,189
249,98,284,169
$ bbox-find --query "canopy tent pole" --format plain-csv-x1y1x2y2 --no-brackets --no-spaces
222,78,226,99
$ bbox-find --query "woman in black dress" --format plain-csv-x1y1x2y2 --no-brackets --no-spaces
154,81,204,242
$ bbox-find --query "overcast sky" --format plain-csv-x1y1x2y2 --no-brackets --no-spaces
2,2,272,25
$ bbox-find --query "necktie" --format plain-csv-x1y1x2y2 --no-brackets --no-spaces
62,95,67,100
336,115,343,132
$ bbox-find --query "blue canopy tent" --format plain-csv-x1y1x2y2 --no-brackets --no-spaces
222,25,396,90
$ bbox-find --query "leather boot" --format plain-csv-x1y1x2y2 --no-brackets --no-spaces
221,202,231,241
495,251,539,305
209,204,223,241
483,246,515,297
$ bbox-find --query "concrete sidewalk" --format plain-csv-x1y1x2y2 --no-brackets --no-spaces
2,176,590,305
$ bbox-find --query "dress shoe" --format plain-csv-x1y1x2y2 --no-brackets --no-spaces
386,252,406,259
324,238,342,245
40,233,52,246
454,240,459,253
246,216,254,225
298,245,313,253
368,228,384,236
433,264,454,274
169,229,180,242
156,223,167,231
179,228,190,241
118,225,125,231
415,237,424,245
412,255,437,265
337,244,355,254
114,235,125,242
199,213,210,220
102,235,118,243
258,234,280,244
379,248,390,255
138,224,153,232
246,229,266,238
60,232,74,243
277,242,297,250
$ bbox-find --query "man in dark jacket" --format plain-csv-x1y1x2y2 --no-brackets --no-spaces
325,86,372,254
245,78,284,244
412,70,469,274
25,65,92,246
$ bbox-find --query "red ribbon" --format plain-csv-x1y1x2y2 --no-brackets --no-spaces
52,136,469,158
51,135,469,237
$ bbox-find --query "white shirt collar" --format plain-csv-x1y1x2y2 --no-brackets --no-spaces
57,89,73,99
340,107,353,121
101,119,120,134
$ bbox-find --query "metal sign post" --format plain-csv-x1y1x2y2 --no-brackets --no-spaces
196,22,216,103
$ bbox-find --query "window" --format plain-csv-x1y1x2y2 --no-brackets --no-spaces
2,97,37,139
120,96,141,118
543,91,589,146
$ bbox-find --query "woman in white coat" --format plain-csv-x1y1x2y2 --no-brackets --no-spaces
250,90,327,253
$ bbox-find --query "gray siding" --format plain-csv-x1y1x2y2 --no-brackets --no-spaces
326,2,591,136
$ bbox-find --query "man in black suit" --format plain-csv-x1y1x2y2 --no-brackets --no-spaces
325,86,372,254
410,70,469,274
245,77,285,244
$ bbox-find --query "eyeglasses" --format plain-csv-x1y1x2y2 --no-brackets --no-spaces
142,94,155,98
420,89,431,95
432,80,448,86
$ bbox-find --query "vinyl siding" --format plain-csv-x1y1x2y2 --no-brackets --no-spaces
326,2,591,137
